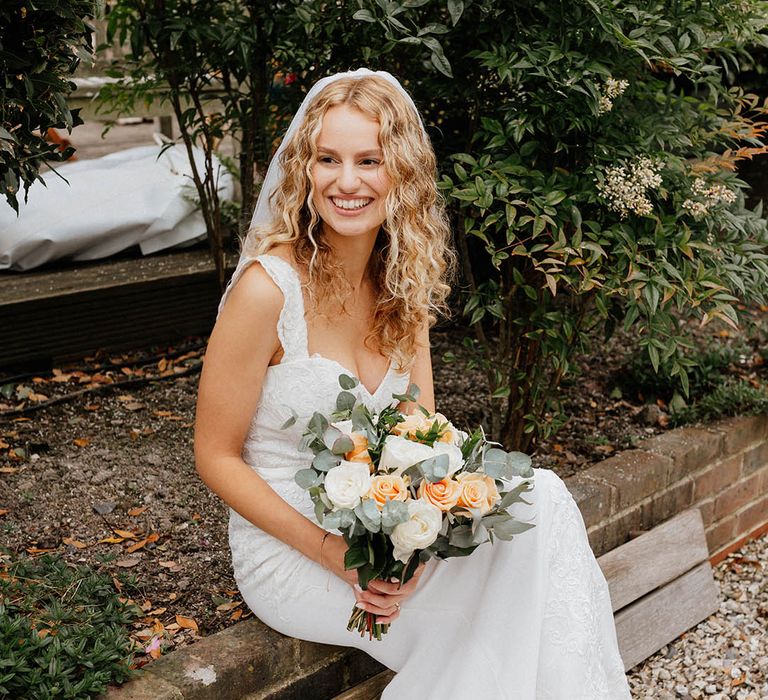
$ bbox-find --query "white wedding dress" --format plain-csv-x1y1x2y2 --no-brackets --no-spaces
224,254,632,700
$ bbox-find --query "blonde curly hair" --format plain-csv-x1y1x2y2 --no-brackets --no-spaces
241,74,455,371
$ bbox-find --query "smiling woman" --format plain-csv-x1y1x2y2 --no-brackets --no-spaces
194,69,631,700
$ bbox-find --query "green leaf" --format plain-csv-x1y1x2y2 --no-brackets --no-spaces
491,518,536,540
447,0,464,25
353,9,377,22
331,435,354,455
339,374,359,390
313,450,341,472
295,468,319,489
336,390,357,412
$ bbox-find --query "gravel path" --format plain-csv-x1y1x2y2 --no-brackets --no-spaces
628,531,768,700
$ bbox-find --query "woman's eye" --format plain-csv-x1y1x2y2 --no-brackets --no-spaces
319,156,335,164
361,159,380,166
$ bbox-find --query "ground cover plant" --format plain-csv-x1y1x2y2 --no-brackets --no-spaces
0,552,141,698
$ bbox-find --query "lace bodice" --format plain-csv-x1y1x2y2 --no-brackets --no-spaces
220,253,411,516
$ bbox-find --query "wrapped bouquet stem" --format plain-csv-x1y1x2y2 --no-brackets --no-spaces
285,375,536,639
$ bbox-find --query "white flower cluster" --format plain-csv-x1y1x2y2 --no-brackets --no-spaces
596,156,663,218
681,178,737,219
597,77,629,114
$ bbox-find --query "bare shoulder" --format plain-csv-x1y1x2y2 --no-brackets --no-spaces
223,258,283,322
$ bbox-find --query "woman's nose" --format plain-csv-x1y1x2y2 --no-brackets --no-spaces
337,163,361,192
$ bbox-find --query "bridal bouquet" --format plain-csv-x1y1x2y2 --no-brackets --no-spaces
286,375,536,639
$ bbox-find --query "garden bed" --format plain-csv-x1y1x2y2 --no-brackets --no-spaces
0,306,766,665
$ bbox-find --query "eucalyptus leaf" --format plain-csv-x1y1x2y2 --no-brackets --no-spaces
339,374,359,389
381,499,409,530
417,452,450,482
336,390,357,412
483,447,509,478
507,451,533,477
294,468,319,489
313,449,341,472
331,435,354,456
491,518,536,540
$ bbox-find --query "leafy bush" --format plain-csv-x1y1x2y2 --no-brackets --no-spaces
99,1,768,450
362,0,768,450
0,1,94,212
672,377,768,425
0,552,141,699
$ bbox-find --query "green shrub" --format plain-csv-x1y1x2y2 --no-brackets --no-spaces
672,377,768,425
0,552,141,699
0,1,95,212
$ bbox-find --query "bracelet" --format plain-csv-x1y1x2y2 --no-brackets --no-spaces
319,531,331,569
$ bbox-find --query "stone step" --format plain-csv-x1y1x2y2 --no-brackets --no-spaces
329,671,394,700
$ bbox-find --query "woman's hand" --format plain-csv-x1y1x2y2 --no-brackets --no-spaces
322,533,426,624
357,565,426,624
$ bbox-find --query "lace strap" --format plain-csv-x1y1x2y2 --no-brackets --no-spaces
216,254,309,362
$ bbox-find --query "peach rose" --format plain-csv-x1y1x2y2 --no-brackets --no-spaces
418,478,461,512
391,413,431,439
455,472,501,515
367,474,409,510
344,432,373,469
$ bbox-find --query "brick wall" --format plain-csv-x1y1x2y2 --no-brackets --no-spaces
565,414,768,562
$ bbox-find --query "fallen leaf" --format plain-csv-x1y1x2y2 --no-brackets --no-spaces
26,547,56,555
192,512,202,521
148,607,167,616
229,609,243,621
0,439,9,449
216,601,242,612
99,536,126,544
121,367,134,376
28,392,48,402
113,529,140,540
0,467,18,474
115,556,141,568
124,402,144,411
126,533,159,553
158,560,181,572
112,576,123,592
0,509,9,516
117,394,135,402
158,358,168,372
128,506,149,517
140,600,153,612
73,438,90,448
84,404,100,411
175,615,198,632
62,537,87,549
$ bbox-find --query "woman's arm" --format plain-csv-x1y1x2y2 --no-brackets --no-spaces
195,262,337,572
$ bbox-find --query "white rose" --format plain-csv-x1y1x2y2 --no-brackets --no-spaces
391,500,443,563
324,460,372,510
379,435,435,475
431,442,464,476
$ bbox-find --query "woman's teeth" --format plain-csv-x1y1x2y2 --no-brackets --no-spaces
332,197,371,210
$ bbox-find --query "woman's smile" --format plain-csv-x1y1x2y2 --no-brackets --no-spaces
311,104,392,241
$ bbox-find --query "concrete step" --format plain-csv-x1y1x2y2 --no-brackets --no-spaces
330,671,394,700
100,618,386,700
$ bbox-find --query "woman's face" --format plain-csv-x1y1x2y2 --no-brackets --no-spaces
311,104,392,244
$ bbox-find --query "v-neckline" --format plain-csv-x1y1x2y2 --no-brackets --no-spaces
260,254,393,399
309,353,393,399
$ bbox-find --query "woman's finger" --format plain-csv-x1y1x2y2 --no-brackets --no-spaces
356,588,404,610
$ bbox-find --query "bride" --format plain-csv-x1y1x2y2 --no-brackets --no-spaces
194,68,631,699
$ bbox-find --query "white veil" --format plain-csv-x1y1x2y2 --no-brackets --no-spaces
217,68,423,318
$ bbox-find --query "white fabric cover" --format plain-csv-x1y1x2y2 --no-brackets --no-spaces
225,255,632,700
0,139,233,270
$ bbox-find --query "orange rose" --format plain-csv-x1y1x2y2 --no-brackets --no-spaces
455,472,501,515
367,474,409,510
391,413,430,439
418,478,461,512
344,432,373,469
